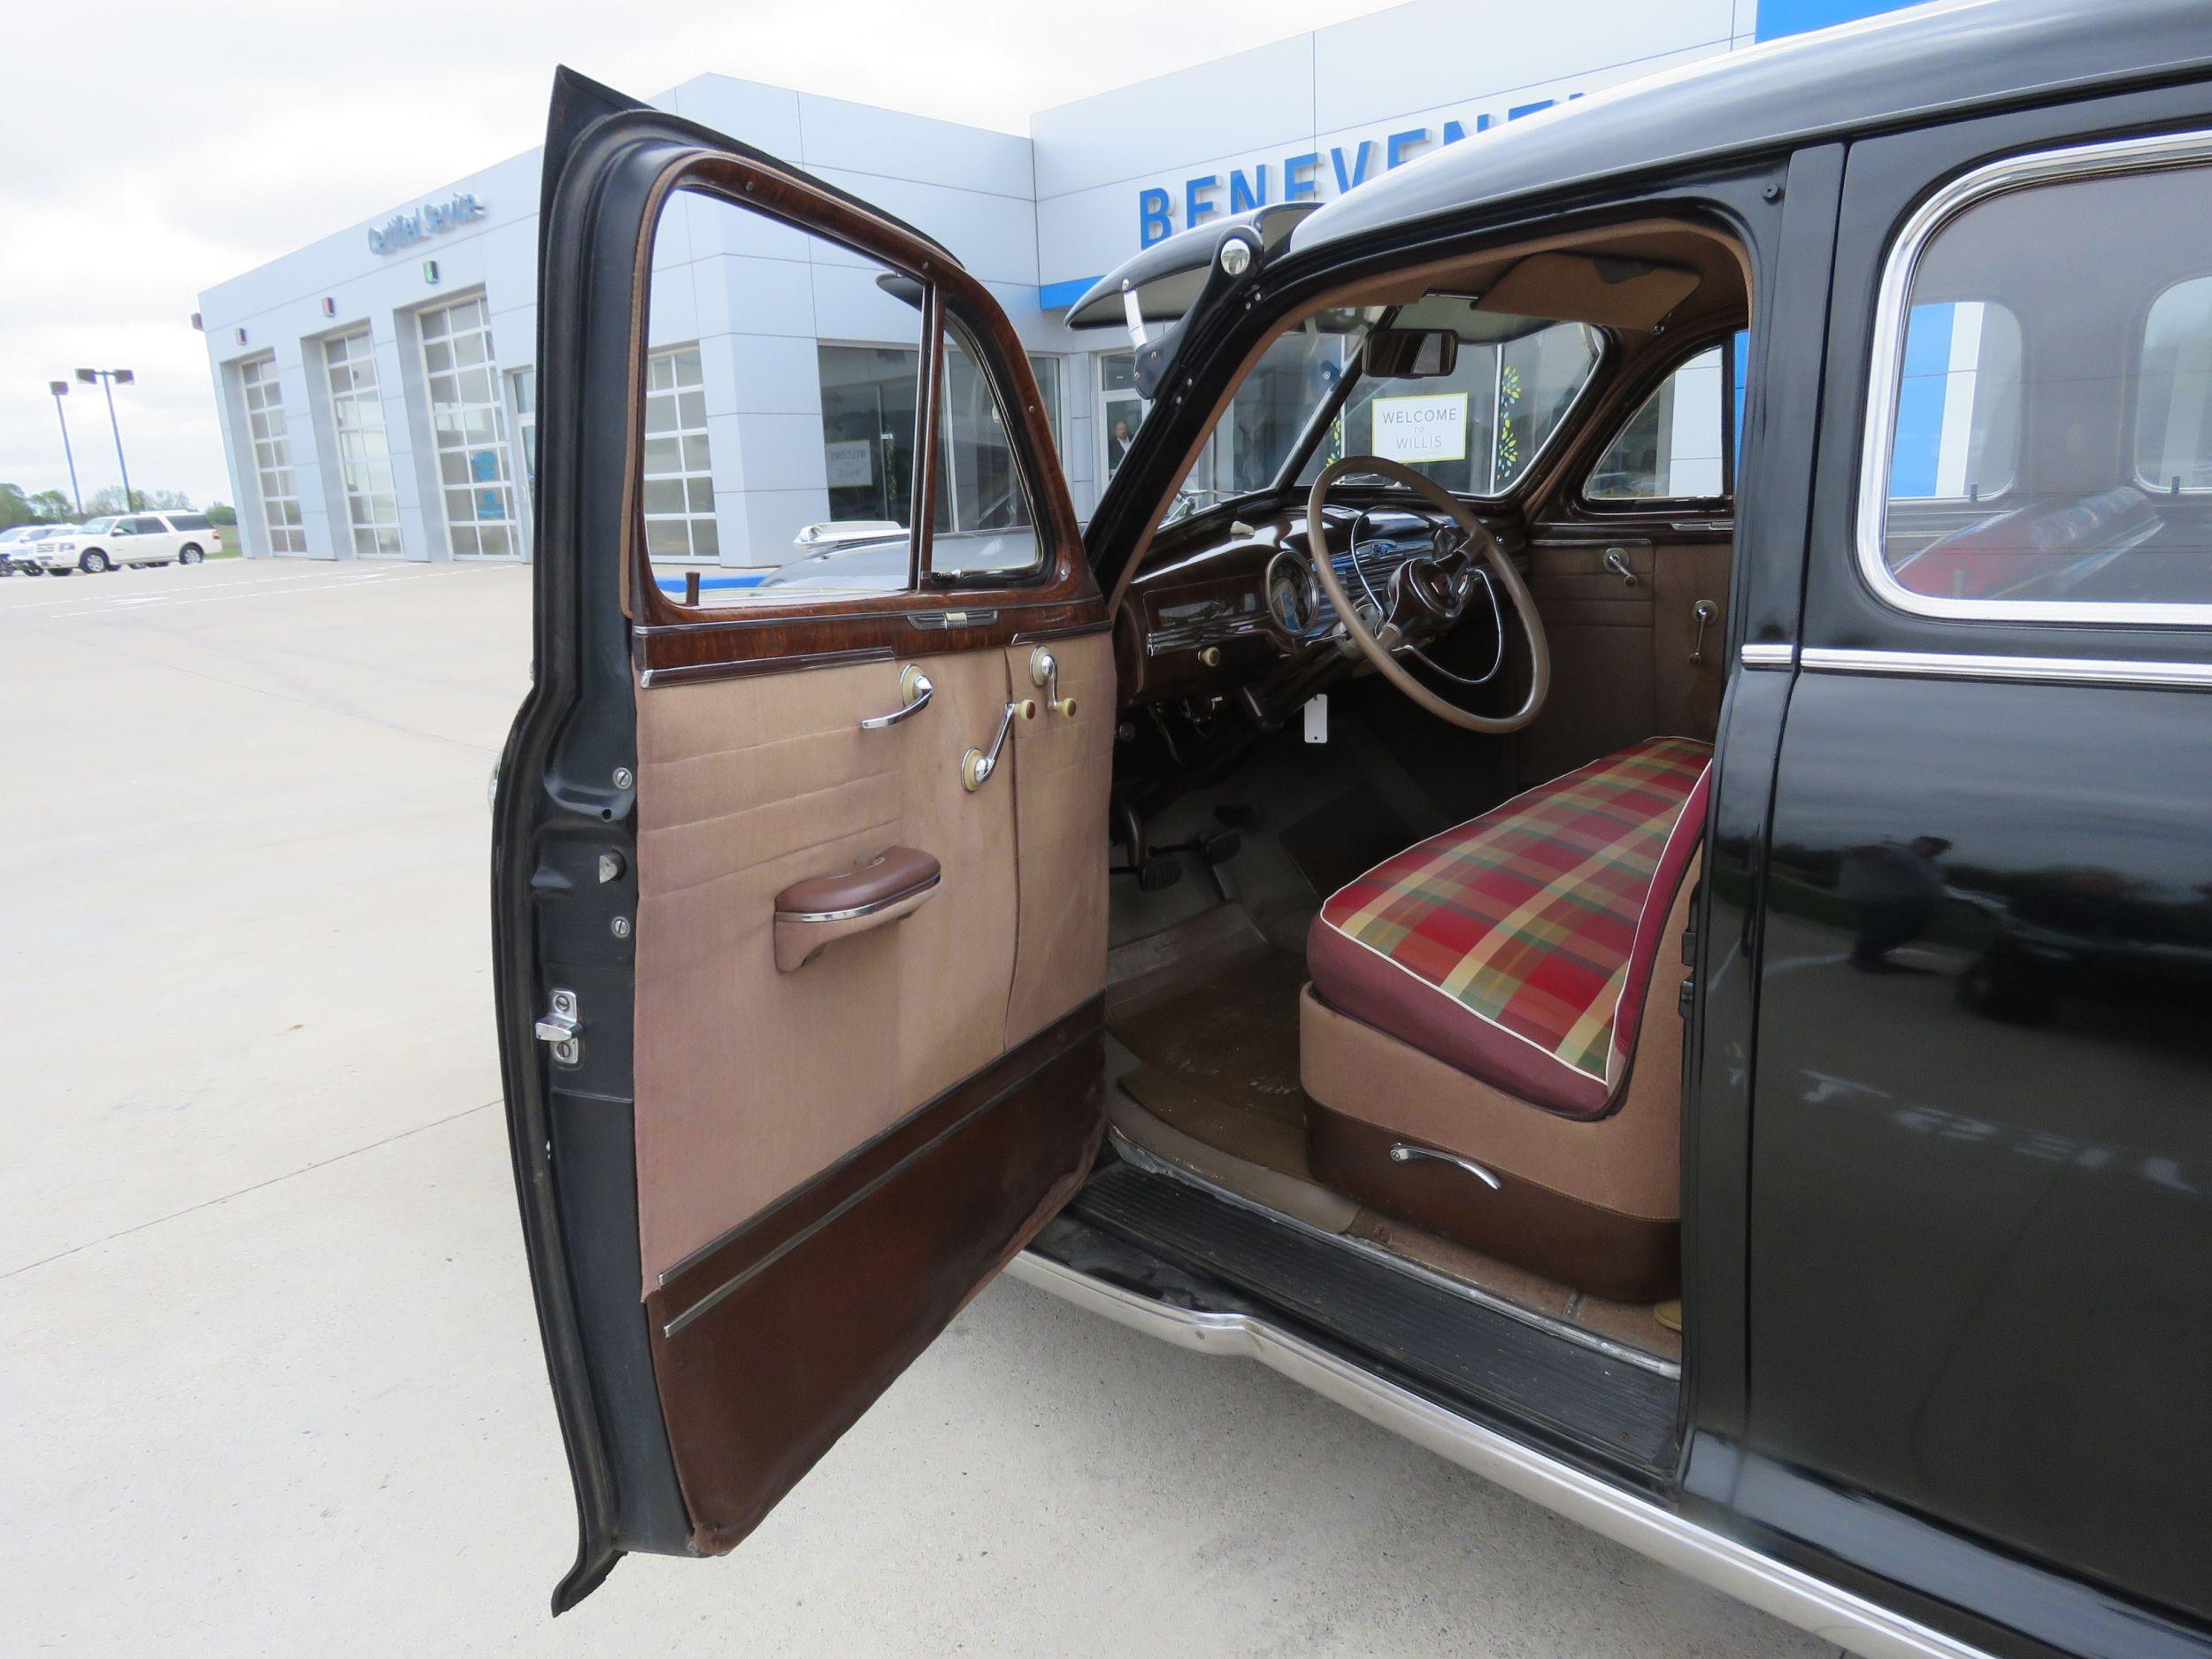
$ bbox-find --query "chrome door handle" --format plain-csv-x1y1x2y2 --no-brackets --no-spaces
1602,547,1639,586
1690,598,1718,664
1388,1142,1502,1190
961,698,1037,790
859,664,933,729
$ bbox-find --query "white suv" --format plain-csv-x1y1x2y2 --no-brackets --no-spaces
29,511,218,574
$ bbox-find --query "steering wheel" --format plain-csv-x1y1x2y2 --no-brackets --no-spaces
1305,454,1550,733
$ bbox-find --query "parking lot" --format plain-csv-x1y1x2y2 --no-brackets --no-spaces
0,558,1839,1657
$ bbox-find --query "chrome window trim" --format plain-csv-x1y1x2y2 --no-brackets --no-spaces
1856,128,2212,627
1740,641,1795,668
1801,645,2212,689
1008,1249,2001,1659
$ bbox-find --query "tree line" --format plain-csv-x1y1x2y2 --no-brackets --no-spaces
0,483,235,528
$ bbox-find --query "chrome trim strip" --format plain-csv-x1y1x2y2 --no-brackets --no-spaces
1110,1132,1679,1379
638,646,894,687
1800,646,2212,689
772,872,941,925
1856,129,2212,626
1006,1250,2001,1659
1740,641,1795,668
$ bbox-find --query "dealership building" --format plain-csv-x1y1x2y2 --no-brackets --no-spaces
195,0,1905,571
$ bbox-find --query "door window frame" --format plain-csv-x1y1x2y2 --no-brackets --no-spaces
1855,127,2212,626
1574,333,1741,515
625,153,1086,640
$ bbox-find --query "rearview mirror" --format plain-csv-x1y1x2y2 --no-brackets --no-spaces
1363,328,1459,379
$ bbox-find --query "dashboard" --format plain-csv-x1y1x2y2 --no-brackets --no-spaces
1112,503,1495,720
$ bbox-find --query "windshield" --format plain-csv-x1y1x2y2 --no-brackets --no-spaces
1162,309,1376,521
1157,299,1603,523
80,518,114,533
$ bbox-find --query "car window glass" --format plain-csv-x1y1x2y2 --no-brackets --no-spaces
1886,301,2022,501
933,323,1041,581
172,513,212,532
1298,317,1601,496
1587,343,1731,501
1870,154,2212,613
643,183,922,607
2135,273,2212,490
1171,319,1363,519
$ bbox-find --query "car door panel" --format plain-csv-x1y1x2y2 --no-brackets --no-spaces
1650,540,1730,737
644,1000,1101,1549
630,649,1021,1278
1002,632,1117,1042
1514,538,1655,781
496,70,1110,1603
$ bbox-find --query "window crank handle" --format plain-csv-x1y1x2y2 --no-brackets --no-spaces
1690,598,1717,663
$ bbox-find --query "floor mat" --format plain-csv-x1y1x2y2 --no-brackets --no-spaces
1109,933,1310,1126
1277,787,1418,902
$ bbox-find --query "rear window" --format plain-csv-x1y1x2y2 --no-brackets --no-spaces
169,513,213,531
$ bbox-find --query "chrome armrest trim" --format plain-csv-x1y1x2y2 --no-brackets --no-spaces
772,872,941,925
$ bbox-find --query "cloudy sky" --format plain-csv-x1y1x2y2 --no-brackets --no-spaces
0,0,1399,512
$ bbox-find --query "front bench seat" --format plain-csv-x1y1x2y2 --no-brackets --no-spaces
1301,736,1711,1302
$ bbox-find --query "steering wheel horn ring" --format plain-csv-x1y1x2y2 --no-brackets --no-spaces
1305,454,1552,733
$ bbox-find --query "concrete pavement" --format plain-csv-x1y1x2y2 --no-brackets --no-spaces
0,558,1839,1657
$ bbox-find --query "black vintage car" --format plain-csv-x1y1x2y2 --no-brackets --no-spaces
493,4,2212,1654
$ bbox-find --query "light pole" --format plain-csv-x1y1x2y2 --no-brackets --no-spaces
75,367,135,512
48,381,83,518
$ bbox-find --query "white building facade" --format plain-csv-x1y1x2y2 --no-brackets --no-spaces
195,0,1905,569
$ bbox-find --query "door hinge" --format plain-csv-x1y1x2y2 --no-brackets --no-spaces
535,987,583,1066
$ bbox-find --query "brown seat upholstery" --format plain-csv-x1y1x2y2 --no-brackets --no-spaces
1301,738,1710,1301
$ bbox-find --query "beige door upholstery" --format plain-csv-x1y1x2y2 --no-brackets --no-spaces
1004,634,1117,1044
630,639,1115,1288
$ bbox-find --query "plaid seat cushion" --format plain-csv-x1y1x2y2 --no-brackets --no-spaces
1307,736,1711,1117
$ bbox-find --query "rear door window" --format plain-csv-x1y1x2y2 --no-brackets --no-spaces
1863,142,2212,618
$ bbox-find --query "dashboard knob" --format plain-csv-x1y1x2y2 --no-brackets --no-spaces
1198,645,1223,668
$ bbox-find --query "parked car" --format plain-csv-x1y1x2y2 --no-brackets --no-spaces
4,524,81,575
0,525,43,575
31,511,217,573
492,6,2212,1656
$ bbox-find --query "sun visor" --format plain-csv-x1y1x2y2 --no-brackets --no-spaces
1478,252,1700,331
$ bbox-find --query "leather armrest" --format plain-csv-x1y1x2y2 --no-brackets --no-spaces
772,846,941,972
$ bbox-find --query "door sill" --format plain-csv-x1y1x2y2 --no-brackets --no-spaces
1006,1248,1997,1659
1114,1131,1679,1379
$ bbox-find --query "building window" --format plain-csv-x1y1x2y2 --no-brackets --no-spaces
240,355,305,554
818,342,922,532
322,328,402,556
418,295,518,558
1027,354,1065,459
934,325,1041,580
510,368,537,497
1100,351,1146,479
641,346,717,561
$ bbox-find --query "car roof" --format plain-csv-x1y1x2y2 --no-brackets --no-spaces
1290,0,2212,257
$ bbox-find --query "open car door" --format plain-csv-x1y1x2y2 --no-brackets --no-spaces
492,70,1114,1609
